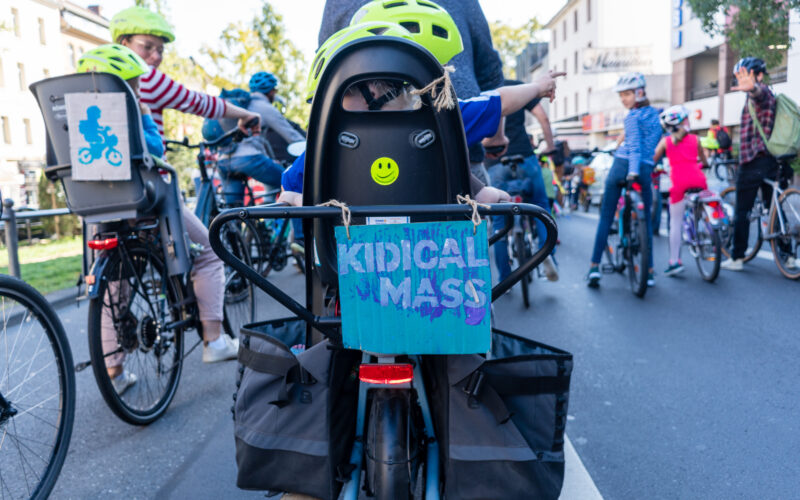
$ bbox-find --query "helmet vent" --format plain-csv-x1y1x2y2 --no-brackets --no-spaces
417,0,439,8
368,26,389,35
384,1,408,8
314,58,326,79
399,21,421,33
431,24,448,39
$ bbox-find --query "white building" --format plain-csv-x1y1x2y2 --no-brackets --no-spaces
671,3,800,138
0,1,108,206
537,0,672,149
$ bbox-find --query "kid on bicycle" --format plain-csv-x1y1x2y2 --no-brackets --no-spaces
587,72,662,288
652,105,709,276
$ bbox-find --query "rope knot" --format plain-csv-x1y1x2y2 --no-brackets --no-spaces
457,194,489,234
411,65,457,112
319,199,352,239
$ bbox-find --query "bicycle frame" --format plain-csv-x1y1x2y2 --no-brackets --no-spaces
762,178,787,240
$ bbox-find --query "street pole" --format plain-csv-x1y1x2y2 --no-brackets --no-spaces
3,198,21,278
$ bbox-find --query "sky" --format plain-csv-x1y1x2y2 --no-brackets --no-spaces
91,0,565,66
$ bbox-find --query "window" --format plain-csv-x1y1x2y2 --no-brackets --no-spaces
563,97,567,117
38,17,46,45
575,92,579,114
1,117,10,144
587,87,592,110
574,51,578,74
553,28,557,49
17,63,25,90
562,20,566,40
563,58,567,78
587,0,592,22
68,44,76,68
23,119,32,144
574,10,578,32
11,8,20,37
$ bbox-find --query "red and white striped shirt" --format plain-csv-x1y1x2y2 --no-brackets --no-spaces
139,67,227,139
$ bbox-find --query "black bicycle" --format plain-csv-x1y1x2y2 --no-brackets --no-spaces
600,178,650,297
0,196,75,500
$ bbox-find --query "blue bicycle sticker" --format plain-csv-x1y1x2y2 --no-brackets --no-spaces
77,105,123,166
336,220,492,354
65,92,131,181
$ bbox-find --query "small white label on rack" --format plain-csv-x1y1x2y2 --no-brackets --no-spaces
367,216,409,225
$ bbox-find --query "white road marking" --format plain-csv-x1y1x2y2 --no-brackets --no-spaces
560,434,604,499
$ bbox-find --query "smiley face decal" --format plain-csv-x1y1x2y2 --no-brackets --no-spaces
370,157,399,186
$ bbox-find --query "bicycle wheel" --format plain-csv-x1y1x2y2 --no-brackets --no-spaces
220,222,255,337
626,208,648,298
366,390,415,500
769,187,800,280
693,209,722,282
88,246,184,425
604,223,624,272
0,275,75,500
720,186,762,262
513,232,532,308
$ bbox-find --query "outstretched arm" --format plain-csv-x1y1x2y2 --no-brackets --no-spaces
531,103,555,152
496,71,565,116
653,137,667,164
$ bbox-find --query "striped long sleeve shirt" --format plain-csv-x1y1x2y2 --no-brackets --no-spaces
138,67,227,139
615,106,662,176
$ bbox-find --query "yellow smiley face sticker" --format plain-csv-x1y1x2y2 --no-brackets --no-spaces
370,157,400,186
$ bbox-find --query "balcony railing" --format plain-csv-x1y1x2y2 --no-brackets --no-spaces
689,86,718,100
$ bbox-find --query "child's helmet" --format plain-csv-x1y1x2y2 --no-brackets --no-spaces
249,72,279,94
733,57,767,76
350,0,463,66
109,6,175,43
305,22,414,102
659,105,689,131
77,43,149,80
614,72,646,92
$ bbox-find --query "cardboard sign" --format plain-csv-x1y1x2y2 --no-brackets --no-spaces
65,93,131,181
336,220,491,354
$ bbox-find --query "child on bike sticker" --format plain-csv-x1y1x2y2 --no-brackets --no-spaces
66,93,131,181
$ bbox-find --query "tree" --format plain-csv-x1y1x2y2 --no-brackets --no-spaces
687,0,799,69
489,18,544,78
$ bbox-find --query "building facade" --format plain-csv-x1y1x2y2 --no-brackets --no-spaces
0,1,108,206
534,0,672,149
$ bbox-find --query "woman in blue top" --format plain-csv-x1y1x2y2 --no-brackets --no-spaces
587,73,662,288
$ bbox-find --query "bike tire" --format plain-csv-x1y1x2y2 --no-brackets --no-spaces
0,275,75,500
769,187,800,280
88,246,184,425
514,232,531,308
627,208,649,298
366,390,413,500
719,186,762,262
220,222,255,337
693,211,722,282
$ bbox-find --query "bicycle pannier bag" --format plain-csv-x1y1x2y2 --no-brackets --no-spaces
424,329,572,500
234,318,360,500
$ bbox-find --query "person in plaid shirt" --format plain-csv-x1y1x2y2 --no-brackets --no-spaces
722,57,778,271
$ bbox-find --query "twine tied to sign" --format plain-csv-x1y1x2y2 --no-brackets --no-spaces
319,199,352,239
457,194,489,234
411,65,457,112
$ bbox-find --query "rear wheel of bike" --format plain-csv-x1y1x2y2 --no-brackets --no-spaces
514,232,532,308
366,390,413,500
720,186,762,262
769,188,800,280
0,275,75,499
626,208,649,297
693,210,722,282
220,222,255,337
88,246,184,425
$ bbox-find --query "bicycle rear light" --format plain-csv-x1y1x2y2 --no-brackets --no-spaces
707,201,726,220
87,237,118,250
359,363,414,385
512,195,523,203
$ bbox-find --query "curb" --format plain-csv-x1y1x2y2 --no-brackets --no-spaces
45,286,82,310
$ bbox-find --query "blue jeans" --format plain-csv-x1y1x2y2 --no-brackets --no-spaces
489,154,553,281
217,154,284,205
591,157,654,268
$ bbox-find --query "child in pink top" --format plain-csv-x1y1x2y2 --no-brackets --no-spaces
653,105,709,276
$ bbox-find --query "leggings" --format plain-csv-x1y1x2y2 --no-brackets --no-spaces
102,207,225,367
669,200,685,264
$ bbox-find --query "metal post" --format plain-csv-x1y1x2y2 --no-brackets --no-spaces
3,198,20,278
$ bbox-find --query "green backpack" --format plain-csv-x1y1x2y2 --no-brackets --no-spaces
748,93,800,174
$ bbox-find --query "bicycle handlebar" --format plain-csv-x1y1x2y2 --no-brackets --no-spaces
208,203,556,343
165,117,260,151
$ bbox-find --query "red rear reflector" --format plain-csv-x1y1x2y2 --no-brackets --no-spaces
632,182,642,192
512,196,523,203
359,364,414,385
87,237,118,250
85,275,96,285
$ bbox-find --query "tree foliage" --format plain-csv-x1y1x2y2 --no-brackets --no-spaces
686,0,799,69
489,18,543,78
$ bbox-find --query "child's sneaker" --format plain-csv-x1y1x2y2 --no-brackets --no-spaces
647,270,656,287
586,265,601,288
203,335,239,363
111,370,137,395
664,262,684,276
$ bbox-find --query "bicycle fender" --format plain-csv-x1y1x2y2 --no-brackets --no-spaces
87,252,111,300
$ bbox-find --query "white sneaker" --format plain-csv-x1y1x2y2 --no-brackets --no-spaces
203,335,239,363
721,258,744,271
111,370,137,395
542,256,559,282
786,256,798,269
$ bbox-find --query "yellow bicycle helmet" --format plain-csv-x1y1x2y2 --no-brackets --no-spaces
350,0,463,65
77,44,149,80
109,6,176,43
305,21,414,102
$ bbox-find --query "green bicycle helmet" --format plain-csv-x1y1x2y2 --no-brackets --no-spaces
109,6,176,43
350,0,463,65
305,21,414,102
77,44,149,80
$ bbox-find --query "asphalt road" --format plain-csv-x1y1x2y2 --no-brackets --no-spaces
43,208,799,499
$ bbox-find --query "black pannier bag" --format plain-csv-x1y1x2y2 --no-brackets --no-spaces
233,318,360,500
424,328,573,500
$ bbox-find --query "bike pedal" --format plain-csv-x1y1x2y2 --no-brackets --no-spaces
600,264,616,274
75,360,92,372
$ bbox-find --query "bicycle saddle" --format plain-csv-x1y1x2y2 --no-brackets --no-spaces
500,154,525,165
